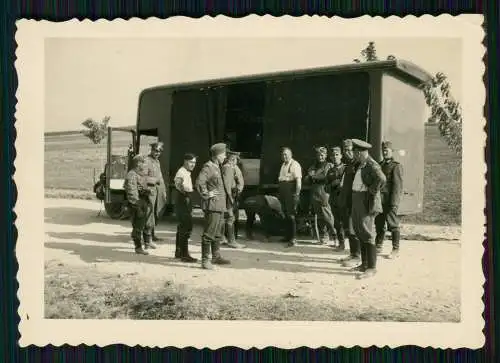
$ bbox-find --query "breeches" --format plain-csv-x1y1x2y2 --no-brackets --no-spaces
202,211,225,243
375,208,400,234
351,192,377,245
131,199,154,240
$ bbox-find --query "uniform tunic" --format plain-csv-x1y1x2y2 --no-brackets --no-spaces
375,157,404,243
306,161,336,238
124,169,155,244
195,160,228,243
350,157,386,245
173,166,194,242
144,155,167,221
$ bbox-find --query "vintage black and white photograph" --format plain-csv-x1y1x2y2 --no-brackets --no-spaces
16,15,485,348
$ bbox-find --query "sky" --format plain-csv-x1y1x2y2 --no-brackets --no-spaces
45,37,462,132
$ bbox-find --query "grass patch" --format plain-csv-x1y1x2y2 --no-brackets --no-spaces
45,125,461,226
45,261,459,322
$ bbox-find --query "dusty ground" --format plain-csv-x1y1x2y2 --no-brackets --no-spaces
44,198,461,321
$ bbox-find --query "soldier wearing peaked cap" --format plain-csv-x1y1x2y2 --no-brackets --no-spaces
305,146,337,245
124,155,156,255
144,141,167,244
195,142,231,270
349,139,386,280
375,141,404,259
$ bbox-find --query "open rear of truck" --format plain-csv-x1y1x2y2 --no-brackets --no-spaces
103,60,431,219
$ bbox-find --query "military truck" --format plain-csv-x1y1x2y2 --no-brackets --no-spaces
98,59,432,221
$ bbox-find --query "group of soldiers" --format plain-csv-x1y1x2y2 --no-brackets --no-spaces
124,137,403,279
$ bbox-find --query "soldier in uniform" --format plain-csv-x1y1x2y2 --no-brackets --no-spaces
173,153,198,263
278,147,302,247
124,155,156,255
242,194,286,241
195,143,232,270
221,150,245,249
144,141,168,243
305,146,336,245
338,139,362,267
326,146,347,250
349,139,386,279
375,141,404,259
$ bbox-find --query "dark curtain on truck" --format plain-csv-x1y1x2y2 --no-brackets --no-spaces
260,71,371,185
204,86,228,146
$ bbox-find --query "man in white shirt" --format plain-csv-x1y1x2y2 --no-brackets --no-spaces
173,153,198,263
278,147,302,247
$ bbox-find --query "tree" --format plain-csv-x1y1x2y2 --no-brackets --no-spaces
82,116,110,144
354,41,462,156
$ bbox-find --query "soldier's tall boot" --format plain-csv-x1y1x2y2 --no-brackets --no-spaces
134,239,149,255
357,244,377,279
387,229,401,259
351,242,367,272
201,240,213,270
342,235,361,267
180,234,198,263
226,220,245,249
375,231,385,255
211,240,231,265
174,231,182,259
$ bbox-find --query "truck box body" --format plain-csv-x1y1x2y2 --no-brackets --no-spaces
133,60,431,216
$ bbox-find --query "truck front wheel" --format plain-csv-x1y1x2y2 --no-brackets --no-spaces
104,201,129,220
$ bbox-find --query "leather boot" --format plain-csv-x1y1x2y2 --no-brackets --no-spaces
134,239,148,255
201,240,213,270
211,240,231,265
144,235,157,250
387,230,400,259
180,235,198,263
357,244,377,279
375,232,385,254
226,222,244,249
342,236,361,267
174,231,182,259
351,243,367,272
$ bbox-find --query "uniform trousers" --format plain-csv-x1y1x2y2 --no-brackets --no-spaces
351,191,376,245
175,193,193,244
130,198,154,248
311,199,336,239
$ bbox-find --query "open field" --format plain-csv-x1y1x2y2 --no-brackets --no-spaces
44,124,461,225
45,198,461,321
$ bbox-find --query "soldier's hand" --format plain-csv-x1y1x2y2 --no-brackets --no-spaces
207,190,219,199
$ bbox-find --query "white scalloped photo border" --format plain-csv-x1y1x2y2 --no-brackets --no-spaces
14,14,486,349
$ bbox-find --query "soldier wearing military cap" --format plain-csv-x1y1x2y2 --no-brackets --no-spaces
221,150,245,249
338,139,361,265
144,141,167,243
124,155,156,255
277,147,303,247
195,142,231,269
305,146,336,245
326,146,347,250
172,153,198,263
375,141,404,259
349,139,386,279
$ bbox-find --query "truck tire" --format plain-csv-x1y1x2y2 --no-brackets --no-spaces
104,201,129,220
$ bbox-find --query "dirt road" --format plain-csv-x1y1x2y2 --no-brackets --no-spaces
44,198,461,321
